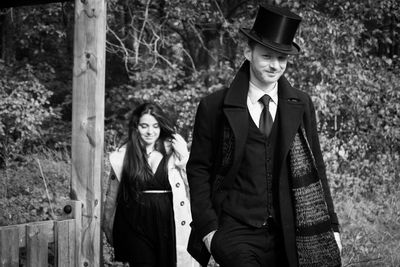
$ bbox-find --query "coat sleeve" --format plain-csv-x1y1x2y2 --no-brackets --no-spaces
305,94,340,232
187,98,219,239
169,134,191,199
101,169,119,246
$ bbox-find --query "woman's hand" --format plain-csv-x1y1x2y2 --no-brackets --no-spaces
170,134,189,159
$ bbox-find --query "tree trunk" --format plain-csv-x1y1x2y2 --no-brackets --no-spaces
1,10,16,65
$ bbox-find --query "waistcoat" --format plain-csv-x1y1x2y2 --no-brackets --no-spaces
222,110,280,227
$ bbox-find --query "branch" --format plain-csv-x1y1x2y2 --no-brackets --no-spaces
187,19,218,63
225,0,249,20
36,158,56,220
135,0,152,65
106,25,134,75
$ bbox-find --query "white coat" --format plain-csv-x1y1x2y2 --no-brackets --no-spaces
104,137,199,267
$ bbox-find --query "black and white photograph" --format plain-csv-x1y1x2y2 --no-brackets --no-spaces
0,0,399,266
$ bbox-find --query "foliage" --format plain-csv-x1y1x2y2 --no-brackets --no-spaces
1,3,73,114
0,150,70,226
105,62,235,150
10,3,73,63
313,0,400,59
106,0,246,75
0,62,58,166
285,5,400,201
336,194,400,266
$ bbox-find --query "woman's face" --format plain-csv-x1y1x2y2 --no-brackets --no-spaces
137,113,160,146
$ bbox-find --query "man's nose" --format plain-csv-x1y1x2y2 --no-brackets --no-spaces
269,58,279,69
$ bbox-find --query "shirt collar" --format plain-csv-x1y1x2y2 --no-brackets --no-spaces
248,82,278,104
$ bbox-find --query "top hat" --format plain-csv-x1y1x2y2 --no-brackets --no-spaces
240,4,302,55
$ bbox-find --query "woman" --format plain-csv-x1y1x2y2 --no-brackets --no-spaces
103,102,198,267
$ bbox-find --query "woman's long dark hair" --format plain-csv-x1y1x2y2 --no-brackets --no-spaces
118,102,175,205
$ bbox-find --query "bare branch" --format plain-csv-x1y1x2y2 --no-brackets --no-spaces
106,25,134,75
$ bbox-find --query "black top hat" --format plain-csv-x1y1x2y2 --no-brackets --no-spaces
240,4,302,55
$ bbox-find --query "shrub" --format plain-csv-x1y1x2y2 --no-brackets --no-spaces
0,63,58,167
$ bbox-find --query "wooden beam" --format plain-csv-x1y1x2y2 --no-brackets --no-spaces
55,220,76,267
0,227,19,267
26,222,52,267
0,0,73,9
71,0,106,266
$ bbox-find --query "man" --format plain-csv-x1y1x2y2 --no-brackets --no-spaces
187,4,342,267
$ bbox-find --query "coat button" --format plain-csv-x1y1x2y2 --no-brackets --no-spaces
181,221,186,226
175,182,180,188
180,201,185,206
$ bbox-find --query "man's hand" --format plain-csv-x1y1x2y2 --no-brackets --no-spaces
334,232,342,253
203,230,217,253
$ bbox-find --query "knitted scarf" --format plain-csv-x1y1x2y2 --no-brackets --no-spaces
289,127,341,267
216,123,341,266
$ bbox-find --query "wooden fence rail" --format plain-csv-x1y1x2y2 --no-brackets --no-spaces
0,200,81,267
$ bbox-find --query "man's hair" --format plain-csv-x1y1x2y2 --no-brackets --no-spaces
246,39,290,58
247,39,257,50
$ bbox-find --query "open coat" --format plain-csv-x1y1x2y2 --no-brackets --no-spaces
103,137,199,267
186,61,339,267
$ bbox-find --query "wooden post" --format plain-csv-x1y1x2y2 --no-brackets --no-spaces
71,0,106,266
62,200,83,266
0,227,19,267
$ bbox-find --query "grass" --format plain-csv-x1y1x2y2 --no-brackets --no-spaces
338,194,400,266
0,149,70,226
1,150,399,266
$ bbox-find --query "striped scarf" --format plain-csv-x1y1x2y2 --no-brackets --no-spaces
217,123,341,266
289,127,341,267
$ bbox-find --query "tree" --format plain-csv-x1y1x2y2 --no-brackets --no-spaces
0,8,16,64
0,63,57,166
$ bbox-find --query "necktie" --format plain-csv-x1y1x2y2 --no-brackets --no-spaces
259,94,273,137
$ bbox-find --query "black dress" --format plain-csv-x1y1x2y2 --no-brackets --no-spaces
113,157,176,267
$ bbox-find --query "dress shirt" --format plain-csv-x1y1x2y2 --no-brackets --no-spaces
247,82,278,127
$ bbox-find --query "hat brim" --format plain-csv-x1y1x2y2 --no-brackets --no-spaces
240,28,300,55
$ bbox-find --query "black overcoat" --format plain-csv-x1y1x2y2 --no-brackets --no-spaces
187,61,339,267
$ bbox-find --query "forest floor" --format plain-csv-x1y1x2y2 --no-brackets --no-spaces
1,151,399,266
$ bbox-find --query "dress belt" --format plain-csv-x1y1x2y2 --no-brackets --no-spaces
141,190,171,193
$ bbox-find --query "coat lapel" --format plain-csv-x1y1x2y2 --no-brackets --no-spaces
276,77,305,166
222,61,249,186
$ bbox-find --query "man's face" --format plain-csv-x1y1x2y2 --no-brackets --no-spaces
244,43,288,88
